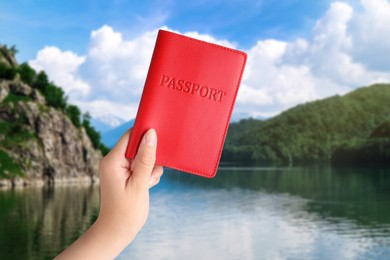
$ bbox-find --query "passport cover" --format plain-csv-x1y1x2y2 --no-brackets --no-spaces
125,29,247,178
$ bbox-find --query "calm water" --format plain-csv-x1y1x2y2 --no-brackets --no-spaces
0,167,389,259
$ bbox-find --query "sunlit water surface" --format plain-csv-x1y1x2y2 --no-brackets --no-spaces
1,166,389,259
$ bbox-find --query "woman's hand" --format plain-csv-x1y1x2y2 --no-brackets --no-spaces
56,128,163,259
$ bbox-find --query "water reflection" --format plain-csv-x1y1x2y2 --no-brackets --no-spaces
165,166,390,226
0,167,389,259
0,185,100,259
120,167,390,259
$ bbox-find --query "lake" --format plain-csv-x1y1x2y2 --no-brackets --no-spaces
0,166,389,259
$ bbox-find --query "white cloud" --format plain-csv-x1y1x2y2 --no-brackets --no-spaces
76,99,139,122
348,0,390,71
184,31,237,48
29,0,390,121
29,46,90,97
236,0,390,118
284,0,390,88
236,38,320,117
283,2,367,87
30,27,161,120
81,25,158,100
29,26,237,121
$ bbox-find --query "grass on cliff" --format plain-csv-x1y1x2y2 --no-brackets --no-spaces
0,149,23,178
2,93,32,103
1,47,110,156
0,118,37,178
0,118,37,149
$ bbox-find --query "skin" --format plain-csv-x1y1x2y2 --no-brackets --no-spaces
56,128,163,259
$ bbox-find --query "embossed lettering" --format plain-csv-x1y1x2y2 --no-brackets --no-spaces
208,88,217,100
167,78,175,88
183,81,191,93
178,80,184,91
217,91,226,102
160,75,170,86
160,74,226,102
199,86,209,97
191,84,199,95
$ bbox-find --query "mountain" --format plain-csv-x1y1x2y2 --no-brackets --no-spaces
230,111,267,122
222,84,390,165
0,45,106,187
331,119,390,166
102,119,135,148
91,115,125,133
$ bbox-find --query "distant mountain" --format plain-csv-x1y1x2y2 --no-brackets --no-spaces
91,115,125,133
222,84,390,165
230,112,253,122
102,119,135,148
230,113,270,123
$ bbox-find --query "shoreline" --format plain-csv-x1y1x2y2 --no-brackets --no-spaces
0,176,99,190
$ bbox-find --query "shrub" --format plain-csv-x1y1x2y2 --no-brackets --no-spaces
0,150,24,178
0,63,17,80
33,71,67,111
45,83,67,110
98,143,110,156
82,113,110,155
2,93,31,103
18,63,36,85
66,105,82,128
33,71,50,93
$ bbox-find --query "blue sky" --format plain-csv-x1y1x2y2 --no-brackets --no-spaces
1,0,389,126
2,0,338,62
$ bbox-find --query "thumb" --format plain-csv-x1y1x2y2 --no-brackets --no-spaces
130,129,157,189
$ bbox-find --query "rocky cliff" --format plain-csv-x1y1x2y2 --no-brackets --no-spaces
0,46,102,187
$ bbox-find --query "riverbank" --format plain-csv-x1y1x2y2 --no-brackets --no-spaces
0,175,99,189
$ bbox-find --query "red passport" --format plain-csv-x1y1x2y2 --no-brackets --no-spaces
125,30,247,178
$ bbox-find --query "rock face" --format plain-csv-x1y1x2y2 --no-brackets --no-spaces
0,77,102,187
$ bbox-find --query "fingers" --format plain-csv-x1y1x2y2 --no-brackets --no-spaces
149,166,164,188
130,129,157,190
104,129,132,168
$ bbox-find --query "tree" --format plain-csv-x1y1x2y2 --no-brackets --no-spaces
32,71,67,110
81,112,110,155
66,105,81,128
82,112,101,149
45,83,67,110
223,84,390,164
33,71,50,93
0,63,17,80
18,63,36,85
9,45,18,55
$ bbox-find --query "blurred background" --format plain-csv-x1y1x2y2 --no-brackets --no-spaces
1,0,389,259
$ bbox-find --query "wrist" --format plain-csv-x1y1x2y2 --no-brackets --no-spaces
56,218,133,260
92,217,134,256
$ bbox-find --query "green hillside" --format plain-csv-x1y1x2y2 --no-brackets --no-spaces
222,84,390,165
1,44,109,181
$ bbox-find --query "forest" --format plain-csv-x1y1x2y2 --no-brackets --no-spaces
222,84,390,166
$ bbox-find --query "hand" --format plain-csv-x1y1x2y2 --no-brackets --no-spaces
56,128,163,259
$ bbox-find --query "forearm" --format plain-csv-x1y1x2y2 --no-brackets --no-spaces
55,218,135,260
55,129,161,259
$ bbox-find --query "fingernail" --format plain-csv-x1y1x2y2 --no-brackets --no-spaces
149,178,156,186
144,129,156,147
